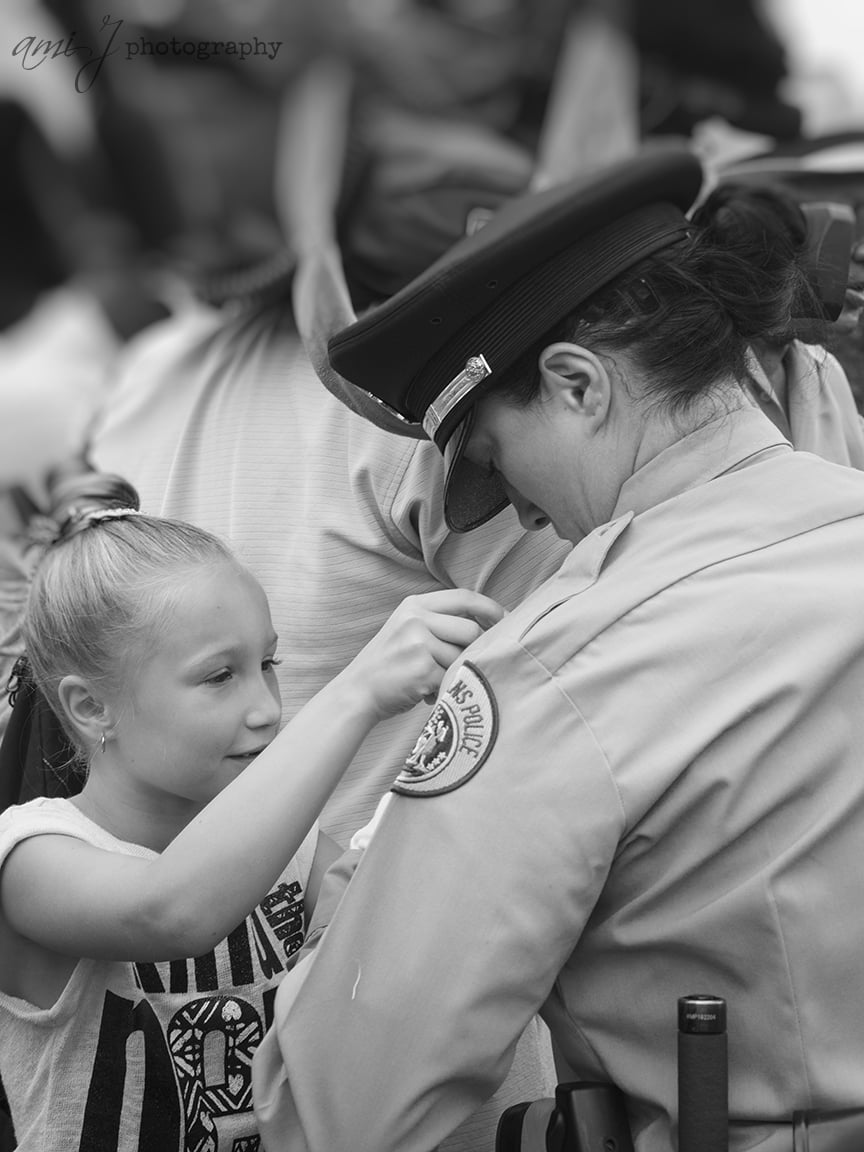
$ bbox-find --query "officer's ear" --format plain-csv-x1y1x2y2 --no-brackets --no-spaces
538,342,612,429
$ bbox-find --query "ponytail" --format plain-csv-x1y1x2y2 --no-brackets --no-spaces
1,469,146,799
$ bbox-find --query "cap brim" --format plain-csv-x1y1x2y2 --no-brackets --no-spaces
443,409,510,533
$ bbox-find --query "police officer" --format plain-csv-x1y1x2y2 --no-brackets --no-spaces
251,147,864,1151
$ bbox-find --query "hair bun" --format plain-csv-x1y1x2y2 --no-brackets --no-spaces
50,470,142,545
49,470,140,519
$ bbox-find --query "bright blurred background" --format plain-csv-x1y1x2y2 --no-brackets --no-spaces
766,0,864,133
1,0,863,490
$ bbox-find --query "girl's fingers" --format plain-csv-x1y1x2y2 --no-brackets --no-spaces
420,614,486,651
403,589,506,631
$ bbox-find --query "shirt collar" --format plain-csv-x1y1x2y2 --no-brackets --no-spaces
611,404,793,521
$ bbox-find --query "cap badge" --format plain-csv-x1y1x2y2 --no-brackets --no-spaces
465,356,489,381
422,354,491,441
392,662,498,796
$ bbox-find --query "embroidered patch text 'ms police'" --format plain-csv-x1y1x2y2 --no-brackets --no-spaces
392,662,498,797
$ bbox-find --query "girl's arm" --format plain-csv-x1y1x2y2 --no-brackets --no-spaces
1,590,503,962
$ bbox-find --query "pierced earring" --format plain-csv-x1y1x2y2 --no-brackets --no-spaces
100,731,106,755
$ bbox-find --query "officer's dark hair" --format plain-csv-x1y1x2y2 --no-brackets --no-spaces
495,182,821,416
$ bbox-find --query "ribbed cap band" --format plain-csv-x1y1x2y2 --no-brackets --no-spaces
414,201,690,451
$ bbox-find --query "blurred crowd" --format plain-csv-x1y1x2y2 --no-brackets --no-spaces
2,0,862,386
2,0,864,803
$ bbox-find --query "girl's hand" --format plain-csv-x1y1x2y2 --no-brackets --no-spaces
343,589,505,721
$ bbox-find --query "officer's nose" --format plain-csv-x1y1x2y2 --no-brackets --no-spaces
506,483,550,532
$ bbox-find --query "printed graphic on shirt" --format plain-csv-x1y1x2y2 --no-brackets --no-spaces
392,662,498,796
76,877,305,1150
169,994,261,1150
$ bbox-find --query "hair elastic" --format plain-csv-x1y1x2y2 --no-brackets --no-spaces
82,506,142,526
54,505,142,545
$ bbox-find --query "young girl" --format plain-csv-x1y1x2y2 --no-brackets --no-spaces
0,502,502,1150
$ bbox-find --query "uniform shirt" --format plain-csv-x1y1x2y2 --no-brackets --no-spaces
252,406,864,1152
0,797,318,1151
90,300,572,845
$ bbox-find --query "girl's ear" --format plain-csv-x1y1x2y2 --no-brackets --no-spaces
538,342,612,424
57,676,112,751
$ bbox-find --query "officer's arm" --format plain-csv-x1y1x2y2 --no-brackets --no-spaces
252,647,625,1152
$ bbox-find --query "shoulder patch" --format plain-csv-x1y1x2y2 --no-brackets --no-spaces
392,662,498,797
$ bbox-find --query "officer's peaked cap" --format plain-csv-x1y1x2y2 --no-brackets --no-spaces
328,146,705,531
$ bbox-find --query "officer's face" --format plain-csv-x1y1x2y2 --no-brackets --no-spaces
464,342,627,542
465,386,595,543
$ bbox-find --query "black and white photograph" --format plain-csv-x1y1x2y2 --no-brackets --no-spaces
1,2,864,1149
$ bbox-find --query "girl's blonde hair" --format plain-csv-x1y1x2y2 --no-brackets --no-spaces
22,509,239,755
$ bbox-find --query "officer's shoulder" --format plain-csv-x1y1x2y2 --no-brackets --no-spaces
506,516,634,657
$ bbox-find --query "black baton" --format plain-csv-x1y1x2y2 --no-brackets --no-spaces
677,994,728,1152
